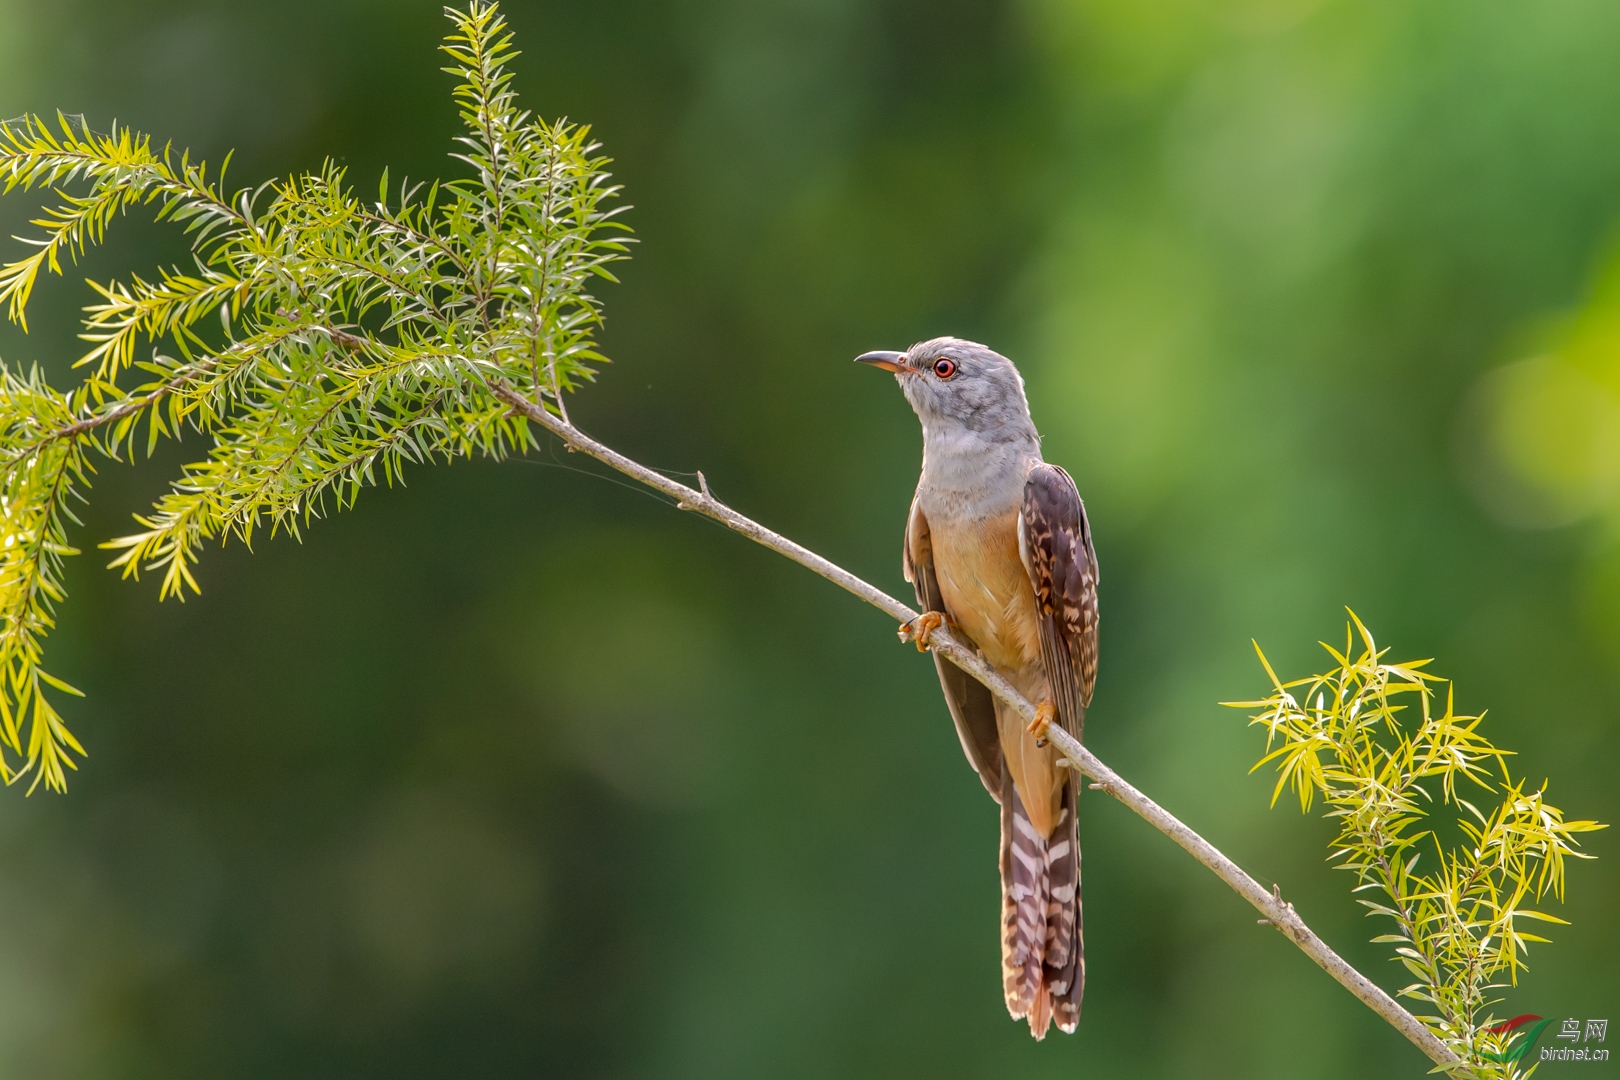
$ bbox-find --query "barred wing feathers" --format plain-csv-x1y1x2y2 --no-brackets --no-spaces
1018,463,1099,740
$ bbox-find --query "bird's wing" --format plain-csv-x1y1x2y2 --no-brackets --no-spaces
1019,464,1099,740
905,493,1003,800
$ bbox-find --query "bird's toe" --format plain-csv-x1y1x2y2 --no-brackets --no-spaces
1027,700,1056,746
901,610,952,652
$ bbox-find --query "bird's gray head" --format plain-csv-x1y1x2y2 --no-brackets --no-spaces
855,337,1038,447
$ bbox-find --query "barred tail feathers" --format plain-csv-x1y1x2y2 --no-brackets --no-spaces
1048,775,1083,1033
1000,769,1083,1038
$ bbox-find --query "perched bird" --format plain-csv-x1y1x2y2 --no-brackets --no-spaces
857,337,1098,1039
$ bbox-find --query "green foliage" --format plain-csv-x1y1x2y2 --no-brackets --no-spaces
0,1,629,790
1229,615,1605,1076
0,367,92,793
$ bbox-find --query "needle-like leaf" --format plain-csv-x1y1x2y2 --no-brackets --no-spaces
0,1,629,788
1229,615,1606,1076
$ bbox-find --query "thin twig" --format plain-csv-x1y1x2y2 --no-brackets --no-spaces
488,379,1465,1073
0,363,204,480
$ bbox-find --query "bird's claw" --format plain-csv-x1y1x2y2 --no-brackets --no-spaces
900,611,952,652
1027,700,1056,747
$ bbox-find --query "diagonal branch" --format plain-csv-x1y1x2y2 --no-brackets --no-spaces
489,378,1463,1072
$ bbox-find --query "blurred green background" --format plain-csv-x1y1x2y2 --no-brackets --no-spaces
1,0,1617,1076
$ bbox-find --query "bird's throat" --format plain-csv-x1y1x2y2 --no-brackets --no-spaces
918,433,1038,523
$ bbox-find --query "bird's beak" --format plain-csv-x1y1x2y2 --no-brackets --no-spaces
854,350,907,374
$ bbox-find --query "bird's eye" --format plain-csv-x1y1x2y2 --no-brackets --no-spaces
932,358,958,379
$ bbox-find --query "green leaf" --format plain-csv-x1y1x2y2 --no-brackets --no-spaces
0,1,630,790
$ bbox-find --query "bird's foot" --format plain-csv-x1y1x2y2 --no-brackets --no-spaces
900,611,953,652
1027,700,1057,747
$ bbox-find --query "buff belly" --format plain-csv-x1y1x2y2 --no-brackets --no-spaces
928,509,1066,837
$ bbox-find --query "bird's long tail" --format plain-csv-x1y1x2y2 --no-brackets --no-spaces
1000,768,1083,1038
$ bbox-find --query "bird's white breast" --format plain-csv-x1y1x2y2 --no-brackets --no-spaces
916,427,1038,526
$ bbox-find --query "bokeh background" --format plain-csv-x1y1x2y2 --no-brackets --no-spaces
0,0,1617,1076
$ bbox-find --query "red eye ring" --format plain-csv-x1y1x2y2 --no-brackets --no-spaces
932,358,957,379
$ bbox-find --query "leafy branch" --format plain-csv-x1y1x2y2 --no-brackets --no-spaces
0,5,1599,1073
0,1,628,783
1229,617,1605,1076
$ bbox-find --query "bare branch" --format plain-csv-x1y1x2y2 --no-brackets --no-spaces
487,380,1464,1073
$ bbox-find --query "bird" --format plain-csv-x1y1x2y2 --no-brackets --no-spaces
856,337,1098,1039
